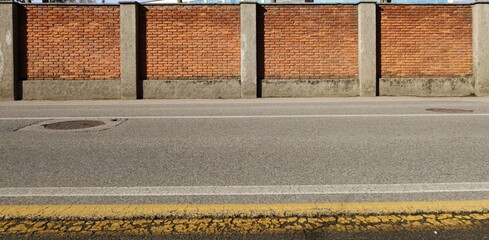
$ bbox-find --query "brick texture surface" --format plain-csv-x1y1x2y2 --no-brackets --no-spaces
380,5,472,78
140,5,240,80
20,5,120,80
259,5,358,80
17,4,474,83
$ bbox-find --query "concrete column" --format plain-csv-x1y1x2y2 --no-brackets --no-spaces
240,2,257,98
0,2,18,101
358,1,377,96
120,1,139,100
473,1,489,96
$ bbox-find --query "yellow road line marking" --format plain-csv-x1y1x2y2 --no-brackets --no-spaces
1,200,489,219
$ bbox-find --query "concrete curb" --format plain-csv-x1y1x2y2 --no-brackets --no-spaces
2,200,489,219
1,201,489,236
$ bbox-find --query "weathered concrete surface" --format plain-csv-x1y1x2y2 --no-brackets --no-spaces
262,79,359,97
120,1,139,100
380,78,474,97
22,80,121,100
0,2,17,101
143,79,241,99
473,2,489,96
358,1,377,97
240,2,257,98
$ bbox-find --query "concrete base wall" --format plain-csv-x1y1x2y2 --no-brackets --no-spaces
143,79,241,99
22,80,121,100
20,78,476,100
380,78,474,97
262,79,359,98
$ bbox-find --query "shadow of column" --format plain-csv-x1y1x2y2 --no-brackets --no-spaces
256,4,266,98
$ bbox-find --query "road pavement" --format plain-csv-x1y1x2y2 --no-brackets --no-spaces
1,97,489,205
3,229,489,240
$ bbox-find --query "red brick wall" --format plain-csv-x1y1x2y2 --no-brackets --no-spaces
21,5,120,80
141,5,240,80
18,4,474,83
380,5,472,78
260,5,358,80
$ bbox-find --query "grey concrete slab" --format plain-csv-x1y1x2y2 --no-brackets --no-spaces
262,79,359,97
143,79,241,99
22,80,121,100
380,78,475,97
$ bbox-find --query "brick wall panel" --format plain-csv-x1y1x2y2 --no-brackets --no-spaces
21,5,120,80
380,5,472,78
141,5,240,80
260,5,358,79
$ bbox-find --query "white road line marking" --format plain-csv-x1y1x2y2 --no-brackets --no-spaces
2,183,489,197
1,113,489,120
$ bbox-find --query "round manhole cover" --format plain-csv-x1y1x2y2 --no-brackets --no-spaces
43,120,105,130
426,108,474,113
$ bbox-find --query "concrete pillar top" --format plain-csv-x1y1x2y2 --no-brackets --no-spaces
119,1,138,4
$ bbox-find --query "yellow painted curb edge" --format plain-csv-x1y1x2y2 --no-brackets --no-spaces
2,201,489,235
1,200,489,219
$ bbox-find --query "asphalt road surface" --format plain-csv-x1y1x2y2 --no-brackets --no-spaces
1,97,489,205
3,229,489,240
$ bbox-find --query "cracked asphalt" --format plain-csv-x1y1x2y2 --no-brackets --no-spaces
1,212,489,237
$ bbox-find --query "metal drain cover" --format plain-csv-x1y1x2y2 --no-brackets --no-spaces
426,108,474,113
43,120,105,130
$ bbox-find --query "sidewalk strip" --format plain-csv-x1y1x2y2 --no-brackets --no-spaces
1,113,489,121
